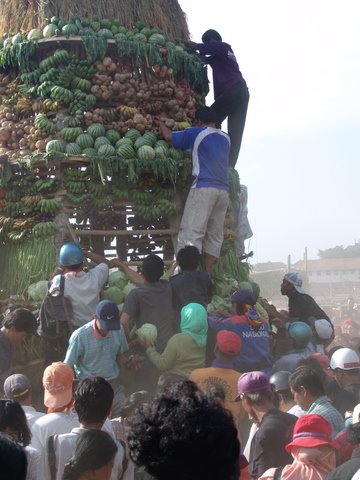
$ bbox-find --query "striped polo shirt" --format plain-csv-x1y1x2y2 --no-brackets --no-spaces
64,320,128,381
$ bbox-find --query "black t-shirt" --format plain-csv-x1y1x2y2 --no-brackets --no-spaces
334,383,360,417
170,271,212,326
249,409,297,479
288,290,330,322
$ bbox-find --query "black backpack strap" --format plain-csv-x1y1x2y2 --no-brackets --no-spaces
47,434,58,480
273,466,283,480
118,439,129,480
59,275,65,296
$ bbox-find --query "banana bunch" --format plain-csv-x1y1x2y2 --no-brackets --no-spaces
6,202,23,217
7,230,27,242
0,215,13,229
34,178,59,193
152,184,174,201
66,179,87,194
5,190,21,202
135,204,158,220
68,90,96,114
112,188,129,201
40,98,62,113
174,121,191,130
71,77,92,92
20,69,41,85
65,193,89,204
13,217,36,231
60,127,83,142
39,68,59,84
70,60,97,80
93,195,113,210
5,80,19,96
37,81,54,98
131,190,153,204
39,49,71,71
36,198,62,215
19,84,38,96
50,86,73,105
15,95,33,115
224,227,237,241
63,115,82,127
32,221,58,238
117,105,138,119
156,199,177,216
21,194,43,207
88,183,106,197
34,113,56,134
65,168,88,180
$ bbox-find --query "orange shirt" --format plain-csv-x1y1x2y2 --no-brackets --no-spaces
189,366,243,432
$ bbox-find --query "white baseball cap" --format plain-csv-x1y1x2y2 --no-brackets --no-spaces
283,272,305,294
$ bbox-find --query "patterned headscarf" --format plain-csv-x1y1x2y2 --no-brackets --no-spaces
180,303,208,347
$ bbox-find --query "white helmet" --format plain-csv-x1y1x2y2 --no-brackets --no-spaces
330,348,360,371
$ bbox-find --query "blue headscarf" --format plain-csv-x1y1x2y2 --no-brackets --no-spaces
180,303,208,347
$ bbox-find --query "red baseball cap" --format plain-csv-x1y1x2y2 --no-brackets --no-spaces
216,331,241,356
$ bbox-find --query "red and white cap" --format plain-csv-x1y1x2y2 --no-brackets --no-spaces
330,347,360,371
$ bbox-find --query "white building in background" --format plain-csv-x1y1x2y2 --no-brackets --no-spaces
294,258,360,284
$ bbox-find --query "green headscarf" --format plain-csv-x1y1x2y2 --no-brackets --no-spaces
180,303,208,347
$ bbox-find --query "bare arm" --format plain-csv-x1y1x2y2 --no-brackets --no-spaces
84,250,110,266
109,258,144,286
120,312,131,342
155,119,173,143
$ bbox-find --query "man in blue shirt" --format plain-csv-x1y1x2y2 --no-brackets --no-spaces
64,300,128,417
186,29,249,168
157,106,230,273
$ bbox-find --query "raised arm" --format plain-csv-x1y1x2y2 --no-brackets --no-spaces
84,250,111,266
109,258,144,286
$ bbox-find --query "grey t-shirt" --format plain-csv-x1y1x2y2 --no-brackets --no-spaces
0,331,12,392
123,280,174,351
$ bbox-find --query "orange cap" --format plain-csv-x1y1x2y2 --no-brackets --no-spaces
42,362,74,409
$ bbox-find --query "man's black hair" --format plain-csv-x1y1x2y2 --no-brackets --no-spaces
0,434,27,480
195,106,218,124
2,308,37,334
289,366,325,397
157,372,187,392
346,422,360,445
128,380,240,480
119,390,152,418
176,246,201,271
141,254,164,283
202,29,222,43
74,377,114,424
0,400,31,447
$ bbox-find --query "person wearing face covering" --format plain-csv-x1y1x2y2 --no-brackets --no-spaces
259,414,337,480
144,303,208,377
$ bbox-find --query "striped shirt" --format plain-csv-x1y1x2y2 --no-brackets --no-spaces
307,395,344,437
64,320,128,381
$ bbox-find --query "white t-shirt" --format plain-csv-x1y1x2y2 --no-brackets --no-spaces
50,264,109,327
54,427,124,480
22,405,45,427
30,411,80,480
25,446,40,480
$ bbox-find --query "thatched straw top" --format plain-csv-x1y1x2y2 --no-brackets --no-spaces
0,0,190,40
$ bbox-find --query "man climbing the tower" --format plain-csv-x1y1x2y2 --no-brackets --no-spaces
156,106,230,274
185,29,249,168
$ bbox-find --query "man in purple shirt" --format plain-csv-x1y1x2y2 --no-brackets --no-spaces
186,29,249,168
156,106,230,273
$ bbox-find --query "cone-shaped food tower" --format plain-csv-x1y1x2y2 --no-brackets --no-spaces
0,0,249,305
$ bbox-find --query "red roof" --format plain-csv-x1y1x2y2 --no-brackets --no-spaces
293,257,360,271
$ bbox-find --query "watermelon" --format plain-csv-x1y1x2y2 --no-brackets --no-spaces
135,20,148,30
62,24,79,36
117,144,136,159
100,19,112,29
94,136,111,150
76,133,94,149
155,139,170,149
142,131,157,145
149,33,166,45
46,139,66,153
105,129,121,145
141,27,152,39
98,144,116,157
43,24,57,38
168,147,183,160
65,143,82,155
87,123,106,138
133,33,147,43
115,138,133,148
12,33,24,45
134,136,153,150
125,128,141,142
155,145,168,159
82,147,97,157
137,145,156,161
27,29,42,41
98,29,113,39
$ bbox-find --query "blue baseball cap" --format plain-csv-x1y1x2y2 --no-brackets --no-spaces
95,300,120,331
229,290,256,306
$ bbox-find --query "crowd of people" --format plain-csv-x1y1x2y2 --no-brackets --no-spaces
1,238,360,480
0,27,359,480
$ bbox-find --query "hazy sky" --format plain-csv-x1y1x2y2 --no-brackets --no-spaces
178,0,360,265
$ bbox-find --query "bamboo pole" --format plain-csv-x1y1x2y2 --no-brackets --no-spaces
75,228,177,236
